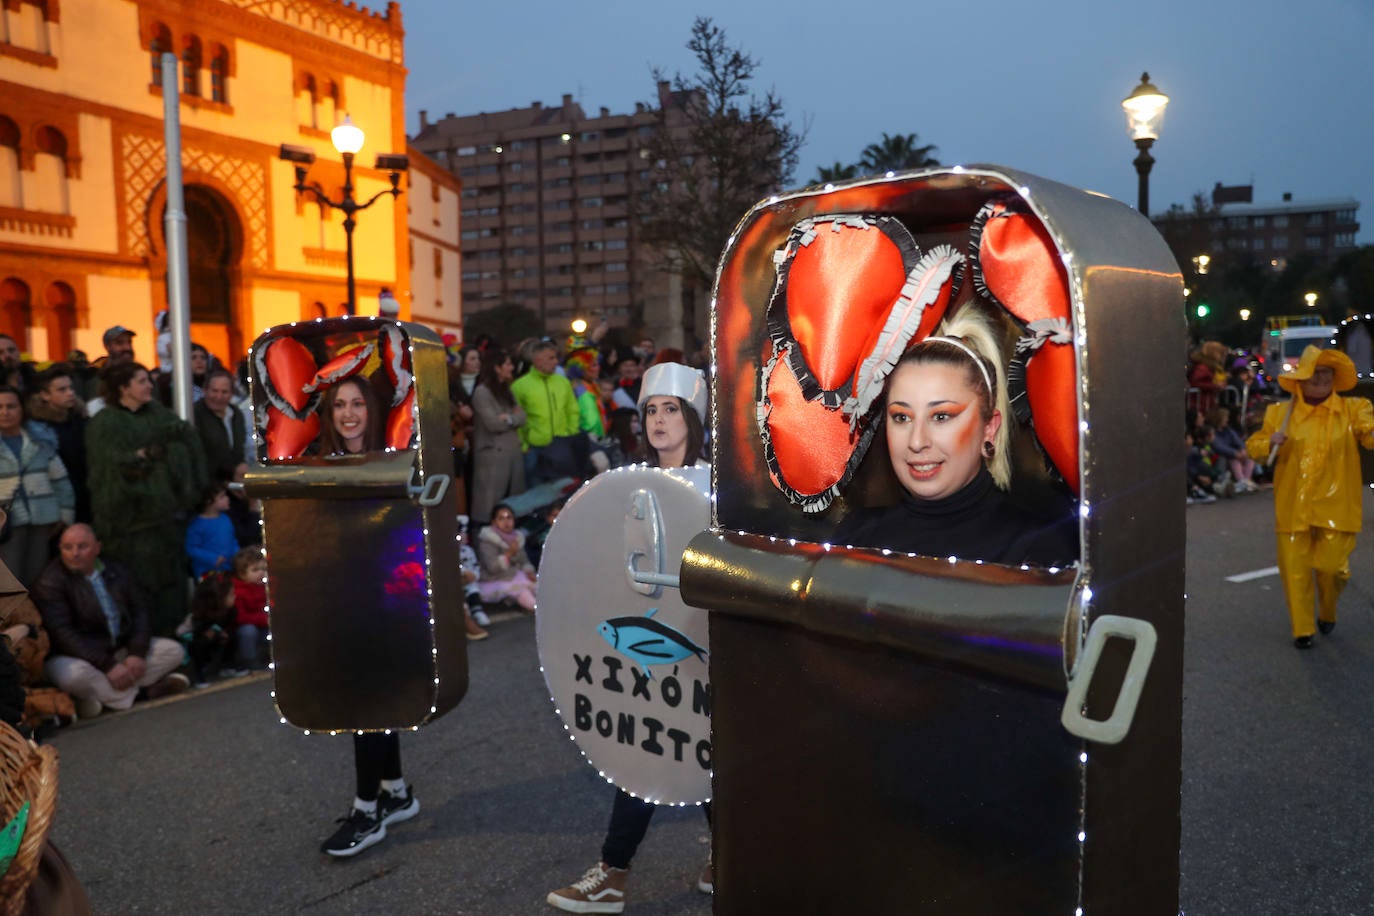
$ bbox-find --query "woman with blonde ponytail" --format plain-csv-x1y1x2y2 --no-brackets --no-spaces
836,307,1077,567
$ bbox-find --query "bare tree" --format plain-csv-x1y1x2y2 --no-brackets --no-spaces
636,17,805,293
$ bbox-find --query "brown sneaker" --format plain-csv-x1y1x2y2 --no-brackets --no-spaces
144,673,190,701
696,857,713,895
546,861,628,913
465,611,489,641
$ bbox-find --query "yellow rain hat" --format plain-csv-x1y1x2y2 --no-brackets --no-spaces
1278,345,1357,394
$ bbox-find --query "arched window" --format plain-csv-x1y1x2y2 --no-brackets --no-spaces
30,126,68,214
0,117,20,209
0,279,31,351
312,302,326,320
210,45,229,104
149,23,172,87
298,74,318,128
322,81,340,130
182,36,202,98
43,281,75,358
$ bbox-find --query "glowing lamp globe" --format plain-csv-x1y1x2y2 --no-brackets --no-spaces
1122,73,1169,142
331,115,365,156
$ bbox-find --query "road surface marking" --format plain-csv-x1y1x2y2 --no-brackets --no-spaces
1225,566,1279,584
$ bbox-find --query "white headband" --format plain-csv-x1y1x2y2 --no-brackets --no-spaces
922,335,994,396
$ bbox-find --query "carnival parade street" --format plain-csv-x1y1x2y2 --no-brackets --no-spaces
38,488,1374,915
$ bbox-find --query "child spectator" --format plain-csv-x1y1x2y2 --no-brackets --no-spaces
231,547,268,669
1186,431,1218,504
182,572,239,686
476,503,537,613
456,516,488,640
1207,406,1258,492
185,483,238,579
1194,426,1234,498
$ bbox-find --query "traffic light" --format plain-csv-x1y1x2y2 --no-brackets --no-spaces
1195,303,1210,319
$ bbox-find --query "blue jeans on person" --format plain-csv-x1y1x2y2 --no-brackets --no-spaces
236,623,262,669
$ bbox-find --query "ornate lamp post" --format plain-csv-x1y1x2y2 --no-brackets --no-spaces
1121,73,1170,217
279,115,409,314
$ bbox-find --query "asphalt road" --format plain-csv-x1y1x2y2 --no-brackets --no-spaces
42,489,1374,914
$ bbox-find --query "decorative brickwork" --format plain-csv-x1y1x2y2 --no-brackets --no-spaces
121,132,267,267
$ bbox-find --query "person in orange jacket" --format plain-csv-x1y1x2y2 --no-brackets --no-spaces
1246,346,1374,648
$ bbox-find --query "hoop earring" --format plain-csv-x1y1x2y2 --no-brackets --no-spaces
982,440,996,460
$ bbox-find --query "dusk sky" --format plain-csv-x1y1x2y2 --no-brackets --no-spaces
398,0,1372,245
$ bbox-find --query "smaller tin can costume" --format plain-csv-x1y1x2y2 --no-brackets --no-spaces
1246,345,1374,645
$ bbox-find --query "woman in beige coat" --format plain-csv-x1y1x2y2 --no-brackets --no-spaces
469,349,527,524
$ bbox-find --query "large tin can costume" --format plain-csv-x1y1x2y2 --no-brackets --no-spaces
681,166,1185,913
242,316,468,732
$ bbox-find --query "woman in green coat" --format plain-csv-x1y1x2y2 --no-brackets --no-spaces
86,362,206,636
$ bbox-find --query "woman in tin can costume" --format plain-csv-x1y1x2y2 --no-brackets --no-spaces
545,362,714,913
1246,346,1374,649
835,307,1078,567
315,376,421,857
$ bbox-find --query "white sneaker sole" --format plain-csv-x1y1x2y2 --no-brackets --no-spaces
380,797,420,827
544,891,624,914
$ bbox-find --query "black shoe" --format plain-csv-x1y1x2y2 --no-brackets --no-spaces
320,807,386,857
1294,635,1314,649
1318,620,1335,635
377,785,420,827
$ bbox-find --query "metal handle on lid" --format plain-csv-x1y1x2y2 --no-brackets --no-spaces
1061,614,1157,745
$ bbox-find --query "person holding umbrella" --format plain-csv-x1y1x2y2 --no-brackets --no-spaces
1247,346,1374,649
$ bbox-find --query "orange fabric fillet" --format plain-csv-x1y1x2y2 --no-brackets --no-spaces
263,337,317,414
787,226,908,393
765,356,860,497
265,408,320,460
978,209,1079,492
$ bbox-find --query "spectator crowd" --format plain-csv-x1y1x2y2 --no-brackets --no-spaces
0,317,709,730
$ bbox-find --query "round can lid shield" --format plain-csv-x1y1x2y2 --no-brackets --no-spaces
537,465,712,805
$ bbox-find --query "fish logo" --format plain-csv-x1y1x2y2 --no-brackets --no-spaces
597,608,707,679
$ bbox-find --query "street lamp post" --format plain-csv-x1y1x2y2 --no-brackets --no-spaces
1121,73,1170,217
279,115,409,315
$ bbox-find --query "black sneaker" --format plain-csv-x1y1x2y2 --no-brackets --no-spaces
320,807,386,857
377,785,420,827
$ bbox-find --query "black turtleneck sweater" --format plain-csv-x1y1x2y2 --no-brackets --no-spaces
833,468,1079,568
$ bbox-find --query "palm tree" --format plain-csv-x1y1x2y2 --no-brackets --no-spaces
814,161,858,184
857,133,940,175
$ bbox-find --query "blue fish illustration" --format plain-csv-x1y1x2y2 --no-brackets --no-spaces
597,608,707,678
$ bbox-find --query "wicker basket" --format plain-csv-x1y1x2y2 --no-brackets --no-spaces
0,723,57,914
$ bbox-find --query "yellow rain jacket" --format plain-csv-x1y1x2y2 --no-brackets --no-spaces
1247,394,1374,532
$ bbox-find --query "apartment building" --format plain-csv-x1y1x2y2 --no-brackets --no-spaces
1156,183,1360,270
411,85,687,339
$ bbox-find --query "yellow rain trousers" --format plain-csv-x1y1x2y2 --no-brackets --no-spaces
1247,394,1374,638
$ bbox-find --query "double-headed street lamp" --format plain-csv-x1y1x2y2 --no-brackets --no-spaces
1121,73,1169,217
280,115,409,315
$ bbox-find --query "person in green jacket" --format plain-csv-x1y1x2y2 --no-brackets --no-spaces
86,361,206,636
510,341,581,483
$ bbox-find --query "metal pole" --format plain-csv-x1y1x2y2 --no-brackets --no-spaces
342,151,356,315
161,52,194,422
1133,137,1155,218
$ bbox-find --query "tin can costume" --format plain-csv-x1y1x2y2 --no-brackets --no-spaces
242,316,468,732
680,165,1184,914
1246,345,1374,646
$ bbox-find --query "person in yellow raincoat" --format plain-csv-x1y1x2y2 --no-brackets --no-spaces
1246,346,1374,648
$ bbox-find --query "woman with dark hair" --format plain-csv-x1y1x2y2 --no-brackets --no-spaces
315,372,421,857
0,386,74,586
316,377,384,456
469,349,526,524
547,361,714,912
86,361,206,635
835,309,1077,567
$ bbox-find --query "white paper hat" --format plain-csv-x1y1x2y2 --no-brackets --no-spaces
638,362,707,422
